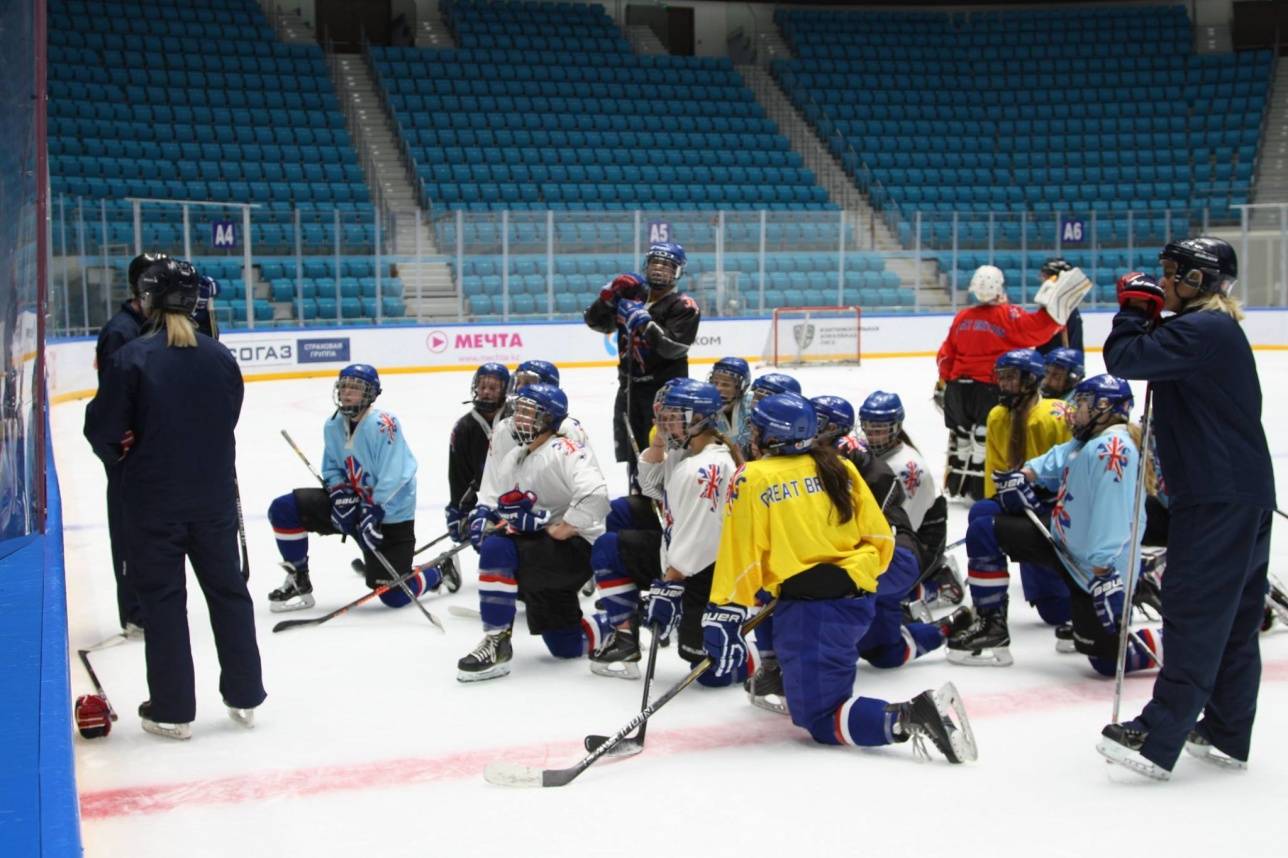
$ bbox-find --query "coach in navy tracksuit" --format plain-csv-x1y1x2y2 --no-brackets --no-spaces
1098,239,1274,779
85,259,264,738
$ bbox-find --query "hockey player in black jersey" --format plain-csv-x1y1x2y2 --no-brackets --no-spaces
583,242,700,478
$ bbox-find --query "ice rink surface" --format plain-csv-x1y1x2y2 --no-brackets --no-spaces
55,350,1288,857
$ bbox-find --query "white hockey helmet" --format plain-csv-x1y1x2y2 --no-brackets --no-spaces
969,265,1006,304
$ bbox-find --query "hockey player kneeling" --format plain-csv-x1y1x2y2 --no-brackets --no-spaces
458,384,611,682
588,380,735,681
947,375,1162,674
707,393,977,763
265,365,422,612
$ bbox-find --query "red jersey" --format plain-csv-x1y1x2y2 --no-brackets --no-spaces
937,303,1062,383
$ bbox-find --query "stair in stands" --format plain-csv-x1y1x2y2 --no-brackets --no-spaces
1252,62,1288,227
625,24,668,56
414,0,456,49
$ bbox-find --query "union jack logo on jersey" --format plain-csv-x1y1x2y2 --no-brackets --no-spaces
696,463,724,512
900,461,923,497
1098,435,1130,482
377,412,399,443
725,464,747,513
1051,488,1073,540
344,456,374,502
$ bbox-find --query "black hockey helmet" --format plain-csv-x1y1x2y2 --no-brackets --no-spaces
128,251,170,296
137,259,200,315
1159,236,1238,297
1040,257,1072,279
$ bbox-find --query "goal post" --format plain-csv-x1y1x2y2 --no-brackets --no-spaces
764,305,862,367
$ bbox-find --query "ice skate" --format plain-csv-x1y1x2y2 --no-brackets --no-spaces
743,655,788,715
139,701,191,741
946,609,1012,666
1054,622,1076,653
589,620,641,680
1184,729,1247,770
457,629,513,682
226,704,256,729
925,556,965,609
268,562,314,613
937,605,974,638
440,555,462,593
890,682,978,763
1097,722,1171,780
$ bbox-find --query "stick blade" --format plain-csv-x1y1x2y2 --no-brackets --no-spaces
483,762,547,788
584,734,643,757
271,618,318,633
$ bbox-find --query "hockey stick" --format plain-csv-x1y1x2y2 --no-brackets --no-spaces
1110,383,1153,723
272,540,470,633
281,429,325,485
234,474,250,582
584,624,663,758
1019,506,1162,671
77,648,119,722
484,601,776,788
366,544,444,632
413,530,452,557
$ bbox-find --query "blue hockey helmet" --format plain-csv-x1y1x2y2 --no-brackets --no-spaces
507,360,560,412
750,372,801,405
511,383,569,445
659,379,724,449
1070,374,1134,442
858,391,905,456
1041,348,1084,398
708,356,751,404
810,395,856,443
644,242,686,290
335,363,381,417
471,362,511,412
994,348,1044,406
1160,236,1237,297
751,392,818,456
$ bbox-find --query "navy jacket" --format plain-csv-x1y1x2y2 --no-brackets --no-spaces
1103,307,1274,511
1038,308,1084,354
84,331,244,520
95,300,148,383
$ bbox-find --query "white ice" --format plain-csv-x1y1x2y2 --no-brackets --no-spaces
55,351,1288,857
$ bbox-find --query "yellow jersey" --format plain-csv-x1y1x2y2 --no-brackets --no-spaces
711,453,895,607
983,397,1071,497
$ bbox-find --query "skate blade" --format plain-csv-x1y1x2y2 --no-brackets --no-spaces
227,707,255,729
1096,738,1170,781
457,663,511,683
904,600,934,623
589,660,641,680
269,594,315,613
142,720,192,741
1055,639,1077,654
933,682,978,763
946,646,1013,667
1184,741,1247,770
748,693,789,716
483,762,545,788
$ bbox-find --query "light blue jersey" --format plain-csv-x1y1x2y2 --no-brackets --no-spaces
1026,424,1142,593
724,392,752,451
321,406,418,523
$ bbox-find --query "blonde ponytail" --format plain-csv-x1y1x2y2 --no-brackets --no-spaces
163,311,198,348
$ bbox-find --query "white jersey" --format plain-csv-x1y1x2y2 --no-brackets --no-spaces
477,433,609,543
878,441,937,531
638,441,734,577
478,414,594,509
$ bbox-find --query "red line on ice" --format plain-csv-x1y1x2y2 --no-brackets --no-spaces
80,657,1288,820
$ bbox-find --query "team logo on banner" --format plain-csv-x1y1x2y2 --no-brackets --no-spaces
793,323,815,350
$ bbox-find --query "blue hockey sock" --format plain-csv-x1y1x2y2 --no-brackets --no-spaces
828,696,895,747
605,496,640,533
268,493,309,568
1090,627,1163,677
965,507,1009,612
477,535,519,632
378,567,427,608
590,533,639,625
541,619,602,659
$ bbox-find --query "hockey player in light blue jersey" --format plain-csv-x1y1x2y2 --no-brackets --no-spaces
266,364,428,612
708,356,752,452
948,374,1162,675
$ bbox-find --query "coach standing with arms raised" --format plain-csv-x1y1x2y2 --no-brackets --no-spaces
85,259,265,740
584,242,700,486
1098,238,1274,779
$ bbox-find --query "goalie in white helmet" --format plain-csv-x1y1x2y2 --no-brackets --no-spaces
935,263,1090,500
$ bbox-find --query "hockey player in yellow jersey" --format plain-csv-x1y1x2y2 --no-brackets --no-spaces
703,393,977,763
983,348,1071,499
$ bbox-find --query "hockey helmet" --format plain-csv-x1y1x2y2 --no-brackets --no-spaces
994,348,1044,407
1070,374,1133,442
969,265,1005,304
644,242,686,290
137,258,200,315
128,251,170,296
658,379,724,450
511,383,569,445
859,391,905,457
1040,257,1073,279
1159,236,1238,297
708,356,751,405
750,392,818,456
1041,348,1084,398
750,372,801,406
810,395,856,444
334,363,381,418
471,362,510,413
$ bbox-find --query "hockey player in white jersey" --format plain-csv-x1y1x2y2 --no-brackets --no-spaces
588,379,740,682
859,391,963,613
458,384,611,681
266,364,422,611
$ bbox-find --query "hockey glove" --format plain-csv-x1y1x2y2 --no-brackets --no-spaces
497,489,550,533
993,470,1038,515
1116,272,1164,323
645,580,685,641
933,379,946,415
196,275,219,313
599,272,644,305
445,504,467,543
615,298,651,333
468,505,499,551
1090,571,1126,635
702,603,750,681
329,484,361,533
356,503,384,553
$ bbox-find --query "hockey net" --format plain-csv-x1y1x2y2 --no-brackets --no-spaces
764,305,862,367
